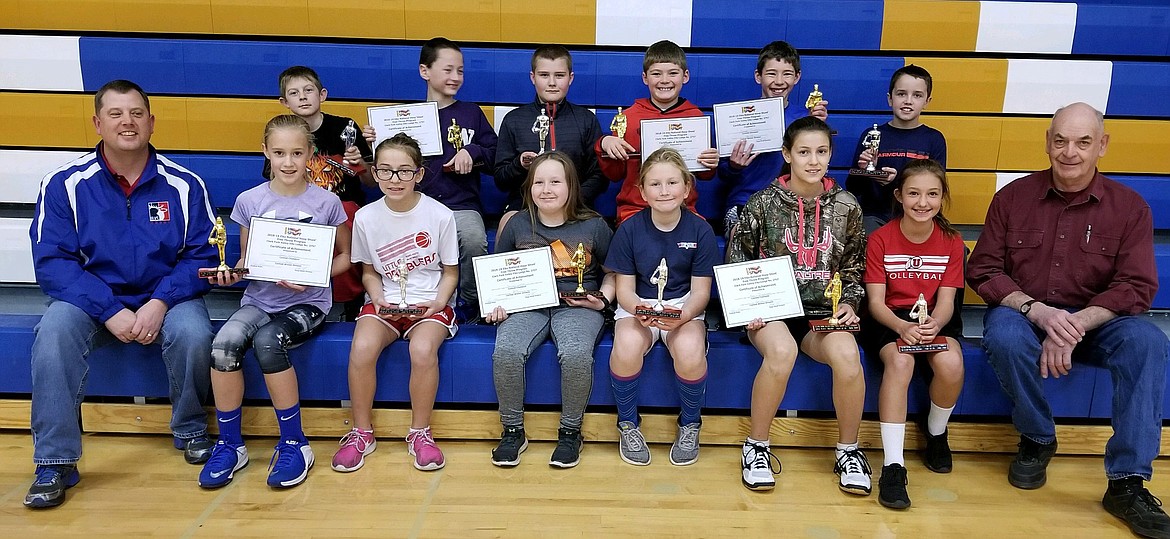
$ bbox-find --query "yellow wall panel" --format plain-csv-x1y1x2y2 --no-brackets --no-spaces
500,0,595,45
141,98,193,150
308,1,406,40
904,57,1007,114
0,94,93,148
185,98,302,151
923,115,1002,171
12,0,116,31
210,0,309,36
947,172,995,225
963,240,984,305
1099,120,1170,175
996,117,1053,171
113,0,214,34
881,1,979,52
404,0,501,42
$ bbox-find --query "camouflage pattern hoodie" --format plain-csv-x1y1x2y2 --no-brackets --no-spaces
728,175,866,314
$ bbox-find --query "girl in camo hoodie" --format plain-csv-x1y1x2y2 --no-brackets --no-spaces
727,116,870,497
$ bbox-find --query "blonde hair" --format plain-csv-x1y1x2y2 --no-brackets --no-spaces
638,147,694,187
521,152,599,224
263,114,314,148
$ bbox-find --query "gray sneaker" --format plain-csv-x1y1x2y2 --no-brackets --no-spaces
669,422,701,466
617,421,651,466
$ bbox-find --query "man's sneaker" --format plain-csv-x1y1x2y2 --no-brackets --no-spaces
406,427,445,471
177,435,214,464
491,426,528,467
267,439,314,488
550,427,583,468
741,441,781,491
922,428,953,474
331,428,376,472
617,421,651,466
23,465,80,509
878,463,911,509
834,447,873,495
1103,477,1170,539
669,422,701,466
198,441,249,489
1009,436,1057,489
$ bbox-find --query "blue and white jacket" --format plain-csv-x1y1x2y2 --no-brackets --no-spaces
30,144,217,322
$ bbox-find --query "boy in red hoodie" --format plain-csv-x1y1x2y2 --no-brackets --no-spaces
596,40,718,223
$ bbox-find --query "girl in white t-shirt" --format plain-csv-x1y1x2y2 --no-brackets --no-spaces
332,133,459,473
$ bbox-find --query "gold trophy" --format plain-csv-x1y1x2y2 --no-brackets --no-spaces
810,272,858,332
897,293,949,353
378,259,426,315
559,243,604,300
805,84,823,111
442,118,464,172
848,123,888,179
532,106,550,154
635,258,681,319
610,107,627,139
198,217,249,278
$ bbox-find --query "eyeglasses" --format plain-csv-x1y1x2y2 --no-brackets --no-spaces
373,167,421,182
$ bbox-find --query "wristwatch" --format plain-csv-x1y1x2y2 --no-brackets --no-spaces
1019,299,1039,315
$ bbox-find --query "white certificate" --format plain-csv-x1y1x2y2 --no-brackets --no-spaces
713,257,805,328
367,102,443,156
473,247,561,315
640,116,712,172
243,217,337,289
712,97,785,157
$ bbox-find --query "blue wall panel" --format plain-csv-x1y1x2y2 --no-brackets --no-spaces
782,1,884,51
1107,63,1170,118
1073,5,1170,56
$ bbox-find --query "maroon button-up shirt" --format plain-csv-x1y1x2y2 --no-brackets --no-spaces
967,169,1158,315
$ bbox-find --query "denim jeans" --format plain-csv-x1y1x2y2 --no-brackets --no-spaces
31,299,213,465
453,209,488,309
983,306,1168,479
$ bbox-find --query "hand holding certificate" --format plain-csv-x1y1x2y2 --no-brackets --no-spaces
640,117,712,172
367,102,443,156
473,248,561,316
242,217,337,289
713,97,785,157
713,257,805,328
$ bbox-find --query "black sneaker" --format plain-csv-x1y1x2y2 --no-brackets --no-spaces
922,428,953,474
24,465,80,509
491,426,528,467
1103,477,1170,539
1009,436,1057,489
549,427,583,468
181,435,214,464
878,464,911,509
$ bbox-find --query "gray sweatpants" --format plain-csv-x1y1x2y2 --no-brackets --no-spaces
492,305,604,429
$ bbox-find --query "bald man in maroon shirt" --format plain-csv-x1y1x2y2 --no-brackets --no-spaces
968,102,1169,539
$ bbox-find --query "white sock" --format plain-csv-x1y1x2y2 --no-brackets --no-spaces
880,422,906,466
835,441,857,458
746,437,769,447
927,402,955,436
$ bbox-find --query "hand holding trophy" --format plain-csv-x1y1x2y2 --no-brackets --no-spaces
610,107,627,139
379,259,426,316
849,124,889,179
635,258,682,320
805,84,823,111
810,272,859,332
558,243,604,300
198,217,250,279
897,293,949,353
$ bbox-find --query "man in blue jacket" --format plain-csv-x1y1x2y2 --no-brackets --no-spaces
25,80,218,509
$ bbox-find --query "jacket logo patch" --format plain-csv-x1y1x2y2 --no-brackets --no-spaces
148,202,170,222
677,242,697,249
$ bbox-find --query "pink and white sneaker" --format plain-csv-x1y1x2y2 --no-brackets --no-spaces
331,428,376,472
406,427,445,471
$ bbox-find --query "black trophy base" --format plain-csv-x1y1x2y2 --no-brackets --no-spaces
896,337,949,354
378,305,427,316
809,319,860,333
559,290,605,300
848,167,890,179
635,306,682,319
198,267,249,278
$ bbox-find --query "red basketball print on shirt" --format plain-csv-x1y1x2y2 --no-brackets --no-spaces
415,231,432,249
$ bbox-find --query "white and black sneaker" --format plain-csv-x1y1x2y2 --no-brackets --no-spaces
741,440,781,491
834,446,873,495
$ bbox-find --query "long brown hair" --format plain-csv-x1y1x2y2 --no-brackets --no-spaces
521,152,599,224
893,158,959,238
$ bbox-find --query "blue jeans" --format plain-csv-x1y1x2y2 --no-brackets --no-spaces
31,299,214,465
983,306,1168,479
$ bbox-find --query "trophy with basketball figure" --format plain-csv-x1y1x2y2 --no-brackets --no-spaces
198,216,250,278
896,293,949,353
378,259,426,316
635,258,682,320
559,242,604,300
848,123,891,180
809,272,859,332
